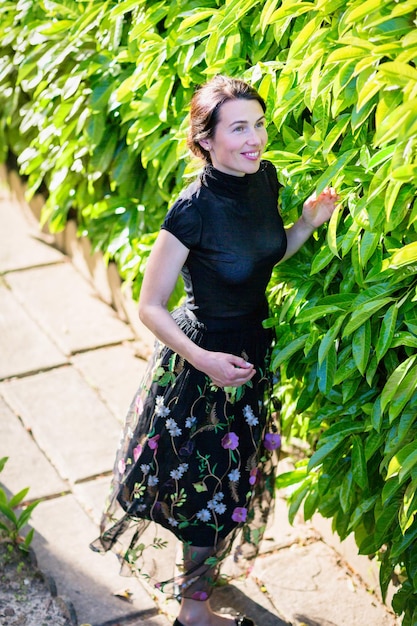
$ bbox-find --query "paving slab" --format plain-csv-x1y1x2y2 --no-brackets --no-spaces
0,279,67,380
260,492,319,556
253,539,399,626
72,475,112,526
0,195,63,272
0,396,67,500
72,343,147,424
312,512,383,599
0,366,121,483
30,494,170,626
5,263,134,355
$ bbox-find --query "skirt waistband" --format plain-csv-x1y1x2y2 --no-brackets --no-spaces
183,306,268,333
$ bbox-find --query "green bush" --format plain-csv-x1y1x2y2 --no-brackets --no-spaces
1,0,417,621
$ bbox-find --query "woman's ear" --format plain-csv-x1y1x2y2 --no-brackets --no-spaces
199,138,211,152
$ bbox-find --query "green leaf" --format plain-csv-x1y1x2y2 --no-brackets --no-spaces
359,230,380,267
322,114,350,157
318,316,345,366
303,488,320,521
391,524,417,560
16,501,40,530
271,334,309,370
343,0,388,24
352,319,371,375
343,298,393,338
351,435,368,490
374,500,398,546
387,440,417,481
347,495,378,531
326,201,342,258
371,396,383,432
375,304,398,362
388,367,417,423
288,480,311,525
310,245,336,275
381,355,417,415
9,488,30,509
378,61,417,86
308,433,346,471
275,468,307,489
386,242,417,269
339,470,354,513
315,150,358,195
317,342,337,395
0,502,17,525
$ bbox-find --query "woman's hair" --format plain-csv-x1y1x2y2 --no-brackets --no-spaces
187,75,266,163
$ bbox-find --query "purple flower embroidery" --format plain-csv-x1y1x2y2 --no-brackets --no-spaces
221,432,239,450
118,459,126,475
263,433,281,451
191,591,208,601
148,434,160,450
133,444,143,462
232,507,247,523
249,468,260,485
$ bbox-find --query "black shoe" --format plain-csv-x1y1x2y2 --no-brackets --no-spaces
235,617,255,626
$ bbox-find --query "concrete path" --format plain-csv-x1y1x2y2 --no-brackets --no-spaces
0,168,400,626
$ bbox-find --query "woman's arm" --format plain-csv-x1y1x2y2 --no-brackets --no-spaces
138,229,255,387
281,186,339,262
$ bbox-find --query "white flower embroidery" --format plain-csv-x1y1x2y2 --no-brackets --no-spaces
155,396,170,417
243,405,259,426
196,508,211,522
168,517,178,527
148,475,159,486
185,416,196,428
228,469,240,482
166,418,182,437
170,463,189,480
207,492,225,510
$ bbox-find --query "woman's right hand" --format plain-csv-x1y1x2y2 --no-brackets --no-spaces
193,350,256,388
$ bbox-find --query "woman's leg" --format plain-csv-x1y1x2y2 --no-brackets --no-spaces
175,543,236,626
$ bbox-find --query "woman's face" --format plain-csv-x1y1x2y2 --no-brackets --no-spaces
200,98,267,177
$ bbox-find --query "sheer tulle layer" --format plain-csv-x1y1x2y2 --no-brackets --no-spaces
90,307,280,599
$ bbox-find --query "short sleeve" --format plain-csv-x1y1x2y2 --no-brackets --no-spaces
161,197,202,249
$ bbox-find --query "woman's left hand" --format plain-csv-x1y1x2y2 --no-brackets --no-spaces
302,186,339,229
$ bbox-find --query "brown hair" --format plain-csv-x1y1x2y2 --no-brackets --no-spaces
187,75,266,163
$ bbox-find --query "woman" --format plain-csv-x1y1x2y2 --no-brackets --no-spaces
91,75,338,626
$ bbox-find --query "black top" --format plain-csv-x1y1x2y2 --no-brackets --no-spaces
162,160,287,320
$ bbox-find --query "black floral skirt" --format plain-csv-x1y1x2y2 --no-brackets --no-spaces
90,306,281,599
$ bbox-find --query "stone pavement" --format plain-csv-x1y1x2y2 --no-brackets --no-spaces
0,167,400,626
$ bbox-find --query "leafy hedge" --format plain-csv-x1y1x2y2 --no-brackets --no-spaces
1,0,417,622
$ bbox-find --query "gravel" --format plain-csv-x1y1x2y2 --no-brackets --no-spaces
0,540,76,626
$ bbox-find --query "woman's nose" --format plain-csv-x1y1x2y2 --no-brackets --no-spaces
247,129,261,145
